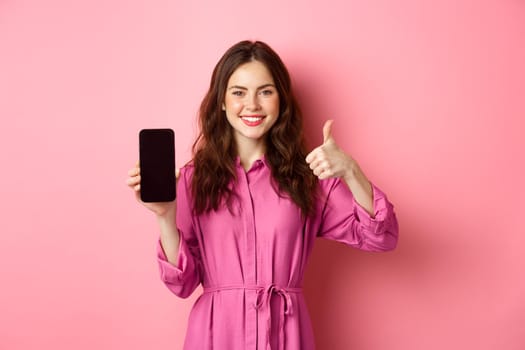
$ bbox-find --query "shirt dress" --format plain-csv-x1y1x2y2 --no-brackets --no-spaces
157,156,399,350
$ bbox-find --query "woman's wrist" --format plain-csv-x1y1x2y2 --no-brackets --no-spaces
342,157,359,183
157,207,180,246
154,201,176,219
342,159,374,216
157,208,175,224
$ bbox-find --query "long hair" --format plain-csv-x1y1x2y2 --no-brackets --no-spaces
192,40,317,216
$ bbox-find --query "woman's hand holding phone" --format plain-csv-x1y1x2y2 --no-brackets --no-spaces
126,161,181,266
127,129,180,264
126,161,179,218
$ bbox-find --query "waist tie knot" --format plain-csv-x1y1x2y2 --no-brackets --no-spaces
202,284,302,350
254,284,302,350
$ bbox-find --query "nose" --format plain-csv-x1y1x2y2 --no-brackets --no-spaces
246,93,261,111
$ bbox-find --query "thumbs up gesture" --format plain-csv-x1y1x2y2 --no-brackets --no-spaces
306,120,375,215
305,120,353,180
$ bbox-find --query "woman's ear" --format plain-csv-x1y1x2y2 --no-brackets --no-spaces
222,103,226,111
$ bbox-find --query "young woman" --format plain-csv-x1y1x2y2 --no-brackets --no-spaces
127,40,398,350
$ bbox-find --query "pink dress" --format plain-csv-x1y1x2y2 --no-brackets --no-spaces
157,157,399,350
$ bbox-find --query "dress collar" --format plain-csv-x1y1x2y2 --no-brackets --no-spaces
234,154,269,172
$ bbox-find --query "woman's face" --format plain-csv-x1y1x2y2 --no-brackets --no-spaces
222,60,280,149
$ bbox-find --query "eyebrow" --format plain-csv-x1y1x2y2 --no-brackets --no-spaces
227,84,276,91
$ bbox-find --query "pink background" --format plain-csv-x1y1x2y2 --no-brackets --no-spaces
1,0,524,349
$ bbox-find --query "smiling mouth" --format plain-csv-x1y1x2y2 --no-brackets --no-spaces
240,115,265,126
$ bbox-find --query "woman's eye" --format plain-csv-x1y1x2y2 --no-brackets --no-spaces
232,90,244,96
260,89,274,96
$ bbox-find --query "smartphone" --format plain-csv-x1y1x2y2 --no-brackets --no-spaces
139,128,176,202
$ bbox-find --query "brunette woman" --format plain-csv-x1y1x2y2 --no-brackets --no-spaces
127,40,398,350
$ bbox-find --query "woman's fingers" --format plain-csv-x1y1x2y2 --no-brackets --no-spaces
126,161,177,218
308,146,344,179
126,161,141,189
127,162,179,201
312,161,331,177
127,174,141,187
309,158,325,171
307,147,331,174
128,166,140,177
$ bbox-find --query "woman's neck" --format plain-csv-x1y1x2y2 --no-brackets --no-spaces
236,139,266,171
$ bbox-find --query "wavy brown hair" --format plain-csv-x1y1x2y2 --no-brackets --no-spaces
192,40,317,216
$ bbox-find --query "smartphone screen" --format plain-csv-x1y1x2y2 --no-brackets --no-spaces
139,129,176,202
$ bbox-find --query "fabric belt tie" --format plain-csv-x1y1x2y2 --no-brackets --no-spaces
203,284,302,350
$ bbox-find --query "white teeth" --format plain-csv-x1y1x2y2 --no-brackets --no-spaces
241,116,263,122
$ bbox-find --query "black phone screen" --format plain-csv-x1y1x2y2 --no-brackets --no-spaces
139,129,176,202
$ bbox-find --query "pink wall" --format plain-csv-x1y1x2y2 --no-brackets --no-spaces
1,0,524,349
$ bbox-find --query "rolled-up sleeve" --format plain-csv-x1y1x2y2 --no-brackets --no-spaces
156,165,202,298
157,236,201,298
317,178,399,252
